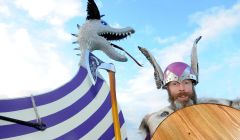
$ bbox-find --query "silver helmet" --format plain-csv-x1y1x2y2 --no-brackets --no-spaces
162,62,197,89
139,36,201,89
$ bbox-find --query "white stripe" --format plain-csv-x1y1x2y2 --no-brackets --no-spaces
120,123,128,140
81,109,113,140
81,107,126,140
111,123,128,140
4,81,110,140
0,75,92,125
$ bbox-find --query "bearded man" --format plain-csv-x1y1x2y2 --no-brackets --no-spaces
138,37,240,139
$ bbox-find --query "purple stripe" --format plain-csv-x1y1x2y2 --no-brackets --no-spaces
145,133,151,140
0,66,87,112
55,92,112,140
0,78,104,138
98,111,125,140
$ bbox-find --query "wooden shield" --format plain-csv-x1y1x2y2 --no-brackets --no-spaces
152,104,240,140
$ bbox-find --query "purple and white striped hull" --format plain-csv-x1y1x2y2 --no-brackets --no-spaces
0,66,127,140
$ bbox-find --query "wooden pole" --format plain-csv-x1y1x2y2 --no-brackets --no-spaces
108,70,122,140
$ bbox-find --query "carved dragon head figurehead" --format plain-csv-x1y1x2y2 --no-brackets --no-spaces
73,0,137,64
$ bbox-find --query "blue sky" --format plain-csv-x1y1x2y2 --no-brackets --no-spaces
0,0,240,139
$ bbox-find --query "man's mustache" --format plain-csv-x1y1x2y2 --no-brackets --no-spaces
177,92,190,97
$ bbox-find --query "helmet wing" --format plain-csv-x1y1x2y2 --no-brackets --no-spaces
191,36,202,83
138,46,164,89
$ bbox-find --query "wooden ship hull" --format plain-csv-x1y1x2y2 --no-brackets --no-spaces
0,66,127,139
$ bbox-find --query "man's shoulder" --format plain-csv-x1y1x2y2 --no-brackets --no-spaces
149,106,174,118
197,97,231,106
139,105,174,126
197,97,240,110
139,105,174,136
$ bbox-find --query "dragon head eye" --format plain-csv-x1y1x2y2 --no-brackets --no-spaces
101,20,108,26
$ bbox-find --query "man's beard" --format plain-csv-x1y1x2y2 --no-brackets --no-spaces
168,87,197,111
172,99,194,111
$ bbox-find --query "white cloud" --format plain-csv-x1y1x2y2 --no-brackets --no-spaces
191,4,240,40
0,23,74,98
201,64,222,78
225,49,240,68
14,0,85,25
154,3,240,67
0,1,11,17
0,0,81,98
141,25,154,35
200,48,240,77
156,40,193,67
43,27,73,42
110,23,122,28
155,36,176,45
